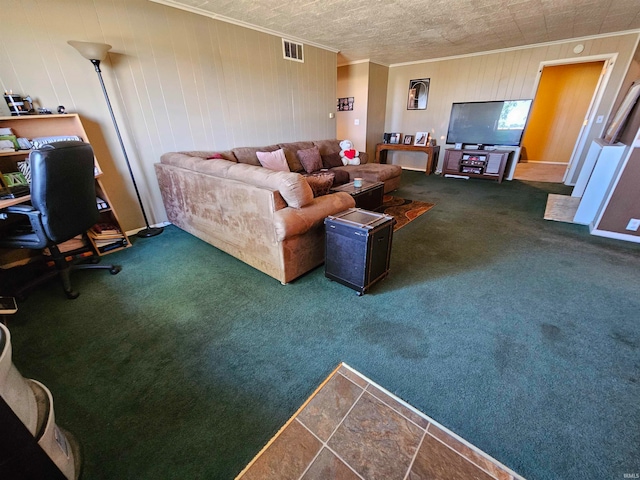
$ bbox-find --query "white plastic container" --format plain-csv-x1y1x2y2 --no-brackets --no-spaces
0,323,38,435
29,379,79,480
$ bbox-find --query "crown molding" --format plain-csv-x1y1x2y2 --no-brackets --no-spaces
389,29,640,68
149,0,340,54
338,59,389,68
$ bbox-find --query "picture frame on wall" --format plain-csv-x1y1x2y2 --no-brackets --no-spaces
407,78,430,110
403,135,413,145
604,80,640,144
414,132,428,146
337,97,354,111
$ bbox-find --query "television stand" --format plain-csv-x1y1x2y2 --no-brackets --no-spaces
442,148,512,183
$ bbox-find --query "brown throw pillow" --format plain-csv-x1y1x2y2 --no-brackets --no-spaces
322,151,344,169
304,172,335,197
296,146,323,173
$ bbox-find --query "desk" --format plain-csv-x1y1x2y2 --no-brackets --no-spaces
375,144,440,174
0,195,31,210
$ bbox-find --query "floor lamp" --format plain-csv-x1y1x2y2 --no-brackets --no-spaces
67,40,163,238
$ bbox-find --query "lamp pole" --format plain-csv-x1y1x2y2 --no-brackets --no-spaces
68,41,162,238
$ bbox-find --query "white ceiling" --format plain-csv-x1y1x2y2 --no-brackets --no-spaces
154,0,640,65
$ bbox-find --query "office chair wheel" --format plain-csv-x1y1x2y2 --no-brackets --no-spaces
110,266,122,275
65,289,80,300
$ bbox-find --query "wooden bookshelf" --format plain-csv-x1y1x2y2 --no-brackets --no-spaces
0,114,130,262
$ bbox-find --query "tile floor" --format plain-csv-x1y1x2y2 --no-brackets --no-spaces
236,363,525,480
513,161,567,183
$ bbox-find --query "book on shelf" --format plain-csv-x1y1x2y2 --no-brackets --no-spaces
89,222,122,240
96,196,109,210
96,238,128,253
89,229,123,239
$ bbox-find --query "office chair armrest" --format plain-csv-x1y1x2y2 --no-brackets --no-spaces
5,204,36,213
0,207,48,249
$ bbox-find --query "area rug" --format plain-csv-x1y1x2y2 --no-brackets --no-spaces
380,195,435,230
236,363,525,480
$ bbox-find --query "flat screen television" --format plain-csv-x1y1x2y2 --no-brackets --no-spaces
445,100,532,147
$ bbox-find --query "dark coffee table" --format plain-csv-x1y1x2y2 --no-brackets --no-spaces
330,180,384,211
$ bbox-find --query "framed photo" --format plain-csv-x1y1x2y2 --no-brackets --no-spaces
414,132,428,146
407,78,430,110
337,97,354,111
403,135,413,145
604,80,640,144
389,133,401,144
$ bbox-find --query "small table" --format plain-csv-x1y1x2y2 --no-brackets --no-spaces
375,143,440,175
330,180,384,211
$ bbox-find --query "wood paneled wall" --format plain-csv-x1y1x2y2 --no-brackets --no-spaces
366,63,389,157
337,63,369,152
0,0,337,230
385,34,640,176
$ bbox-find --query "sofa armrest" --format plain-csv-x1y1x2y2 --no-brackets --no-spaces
273,192,355,241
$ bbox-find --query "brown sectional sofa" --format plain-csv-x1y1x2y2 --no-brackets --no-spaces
155,140,401,283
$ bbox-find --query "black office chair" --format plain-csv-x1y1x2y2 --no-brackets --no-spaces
0,141,121,299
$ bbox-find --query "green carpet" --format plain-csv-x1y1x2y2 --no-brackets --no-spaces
5,171,640,480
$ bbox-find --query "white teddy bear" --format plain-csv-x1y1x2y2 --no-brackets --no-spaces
339,139,360,166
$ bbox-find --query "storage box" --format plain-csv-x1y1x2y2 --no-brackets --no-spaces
324,208,395,295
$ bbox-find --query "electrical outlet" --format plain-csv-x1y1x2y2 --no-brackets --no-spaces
625,218,640,231
354,119,359,125
596,115,604,124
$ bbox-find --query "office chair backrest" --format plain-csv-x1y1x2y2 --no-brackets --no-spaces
29,141,99,244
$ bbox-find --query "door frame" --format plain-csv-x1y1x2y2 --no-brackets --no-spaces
527,53,617,185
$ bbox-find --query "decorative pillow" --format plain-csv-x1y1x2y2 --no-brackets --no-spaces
321,151,344,169
296,146,323,174
331,169,350,185
206,153,225,159
304,172,335,197
256,148,290,172
30,135,82,148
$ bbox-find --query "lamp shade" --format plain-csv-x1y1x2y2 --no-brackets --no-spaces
67,40,112,61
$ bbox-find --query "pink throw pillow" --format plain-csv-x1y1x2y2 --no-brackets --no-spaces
256,148,290,171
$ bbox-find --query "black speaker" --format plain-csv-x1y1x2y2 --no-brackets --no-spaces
325,209,395,295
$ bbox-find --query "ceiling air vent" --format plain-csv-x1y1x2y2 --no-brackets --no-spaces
282,39,304,63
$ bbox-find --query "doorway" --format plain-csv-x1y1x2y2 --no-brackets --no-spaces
516,61,606,182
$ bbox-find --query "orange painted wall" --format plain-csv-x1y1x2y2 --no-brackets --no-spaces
521,62,603,163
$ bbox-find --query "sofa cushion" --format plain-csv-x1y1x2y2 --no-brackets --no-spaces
322,151,343,169
257,148,290,172
233,145,280,166
333,163,402,183
303,171,335,197
225,163,314,209
297,146,323,174
177,150,237,162
313,139,341,156
278,141,315,173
